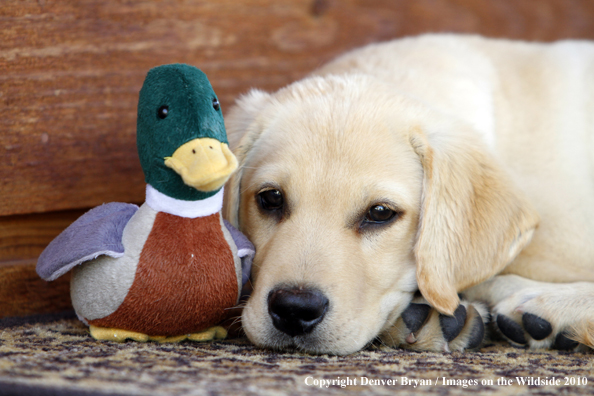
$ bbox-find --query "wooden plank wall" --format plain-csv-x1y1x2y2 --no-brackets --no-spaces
2,0,594,318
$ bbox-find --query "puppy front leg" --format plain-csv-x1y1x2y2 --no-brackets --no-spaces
379,295,489,352
464,274,594,350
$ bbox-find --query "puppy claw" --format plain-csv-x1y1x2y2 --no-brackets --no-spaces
522,313,552,341
401,303,431,333
496,314,527,344
439,305,467,342
405,333,417,344
552,331,579,351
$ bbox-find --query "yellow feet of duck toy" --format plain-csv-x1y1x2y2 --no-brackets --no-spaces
89,325,228,343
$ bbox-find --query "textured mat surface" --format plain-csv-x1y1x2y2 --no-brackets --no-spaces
0,313,592,396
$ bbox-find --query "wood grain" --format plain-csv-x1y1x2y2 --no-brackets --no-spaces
3,0,594,216
0,260,72,318
0,210,82,318
0,209,87,262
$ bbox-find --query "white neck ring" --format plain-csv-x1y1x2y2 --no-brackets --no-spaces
145,185,223,218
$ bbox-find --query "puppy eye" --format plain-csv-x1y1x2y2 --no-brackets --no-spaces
258,189,284,212
364,205,397,224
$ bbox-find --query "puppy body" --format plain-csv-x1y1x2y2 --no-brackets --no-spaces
224,34,594,354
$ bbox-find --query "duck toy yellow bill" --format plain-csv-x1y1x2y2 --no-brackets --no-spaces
37,64,254,343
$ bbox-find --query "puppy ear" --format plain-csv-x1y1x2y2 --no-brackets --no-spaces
410,125,539,315
223,89,271,227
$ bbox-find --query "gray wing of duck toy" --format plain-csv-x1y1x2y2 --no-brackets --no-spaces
37,202,138,282
224,220,254,286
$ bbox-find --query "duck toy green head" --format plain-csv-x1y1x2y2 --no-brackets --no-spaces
137,64,238,201
37,64,254,343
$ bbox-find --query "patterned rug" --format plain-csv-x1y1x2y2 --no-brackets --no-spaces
0,312,592,396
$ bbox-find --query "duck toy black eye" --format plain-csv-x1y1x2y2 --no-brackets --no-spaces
157,105,169,119
212,98,220,111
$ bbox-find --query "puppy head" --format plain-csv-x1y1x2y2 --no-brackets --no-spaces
224,74,538,355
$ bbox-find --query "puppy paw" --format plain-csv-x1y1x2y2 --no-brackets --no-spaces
380,298,489,352
493,285,593,350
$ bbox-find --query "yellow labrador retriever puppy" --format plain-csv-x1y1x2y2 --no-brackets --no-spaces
223,34,594,355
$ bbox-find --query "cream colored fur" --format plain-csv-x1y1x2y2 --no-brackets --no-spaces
223,34,594,354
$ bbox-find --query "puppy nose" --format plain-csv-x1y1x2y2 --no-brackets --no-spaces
268,287,329,337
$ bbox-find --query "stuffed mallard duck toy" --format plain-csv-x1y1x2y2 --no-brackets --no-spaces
37,64,254,343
